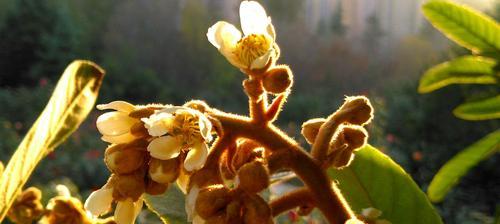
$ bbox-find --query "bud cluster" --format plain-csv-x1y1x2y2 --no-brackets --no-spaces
301,96,373,168
85,101,213,224
7,187,44,224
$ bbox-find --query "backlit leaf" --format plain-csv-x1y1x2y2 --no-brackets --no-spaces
0,60,104,221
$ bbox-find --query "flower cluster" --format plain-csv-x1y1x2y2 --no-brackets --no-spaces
85,101,213,224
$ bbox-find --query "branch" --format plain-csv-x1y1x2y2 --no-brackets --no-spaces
269,188,313,216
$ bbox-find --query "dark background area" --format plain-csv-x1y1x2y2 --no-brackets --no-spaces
0,0,498,223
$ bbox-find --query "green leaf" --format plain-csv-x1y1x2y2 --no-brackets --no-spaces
328,145,443,224
418,56,498,93
422,1,500,55
0,60,104,221
427,130,500,202
453,95,500,120
144,185,188,224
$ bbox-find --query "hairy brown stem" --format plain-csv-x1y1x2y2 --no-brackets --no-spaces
210,111,355,224
269,188,314,216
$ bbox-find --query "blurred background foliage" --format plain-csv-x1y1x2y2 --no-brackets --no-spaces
0,0,498,223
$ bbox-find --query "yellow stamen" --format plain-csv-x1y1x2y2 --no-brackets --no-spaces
234,34,272,67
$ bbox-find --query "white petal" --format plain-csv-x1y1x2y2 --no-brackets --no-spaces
115,199,139,224
101,132,137,144
176,173,189,194
84,188,114,217
250,48,273,69
147,136,182,160
240,1,270,36
184,143,208,172
142,112,174,137
207,21,241,50
97,112,137,136
97,101,135,113
56,184,71,198
267,22,276,41
185,185,200,221
195,112,212,142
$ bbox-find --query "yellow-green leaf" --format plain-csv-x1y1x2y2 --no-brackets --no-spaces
453,95,500,120
0,60,104,221
329,145,443,224
418,56,498,93
422,1,500,55
427,130,500,202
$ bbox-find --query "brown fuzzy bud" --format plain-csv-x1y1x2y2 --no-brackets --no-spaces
145,179,169,195
232,139,262,171
301,118,326,144
237,161,269,194
128,107,156,119
105,145,146,174
263,66,293,94
183,100,210,113
342,126,368,149
148,158,180,184
225,200,244,224
195,185,232,219
243,195,273,224
42,197,92,224
336,96,373,125
243,79,264,99
7,187,44,224
112,172,146,201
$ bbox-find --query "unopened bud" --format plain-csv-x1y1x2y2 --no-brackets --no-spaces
112,172,146,201
195,185,232,219
237,161,269,194
225,201,244,223
232,139,262,171
148,158,180,184
336,96,373,125
243,79,264,99
184,100,210,113
145,179,169,195
301,118,326,144
243,195,273,224
105,145,146,174
263,65,293,94
342,126,368,149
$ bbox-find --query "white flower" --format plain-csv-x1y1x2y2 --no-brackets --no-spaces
114,198,143,224
84,188,144,224
143,107,212,172
207,1,277,70
96,101,139,144
84,188,114,217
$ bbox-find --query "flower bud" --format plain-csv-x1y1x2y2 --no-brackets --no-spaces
145,179,169,195
184,100,210,113
232,139,261,171
263,65,293,94
243,195,273,224
105,145,146,174
336,96,373,125
195,185,232,219
43,197,92,224
342,126,368,149
7,187,44,224
225,201,244,224
237,161,269,194
301,118,326,144
112,173,146,201
148,158,180,184
243,79,264,99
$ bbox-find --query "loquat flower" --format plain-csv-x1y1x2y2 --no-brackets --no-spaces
142,106,213,172
96,101,141,144
7,187,44,224
207,1,278,70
